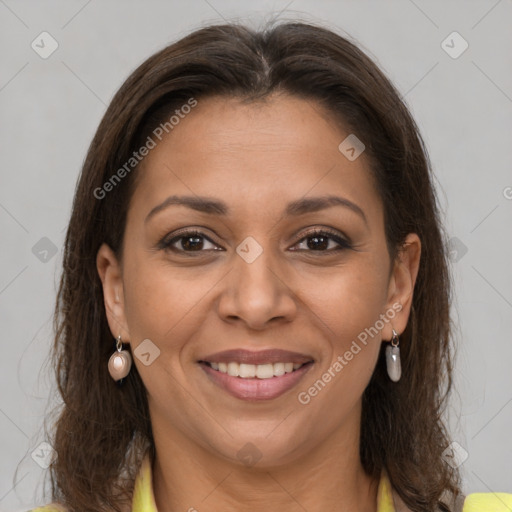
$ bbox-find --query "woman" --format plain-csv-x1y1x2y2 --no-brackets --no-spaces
30,20,511,512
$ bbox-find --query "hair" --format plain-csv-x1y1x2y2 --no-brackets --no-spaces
43,19,460,512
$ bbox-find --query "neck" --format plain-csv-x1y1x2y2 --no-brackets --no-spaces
151,418,379,512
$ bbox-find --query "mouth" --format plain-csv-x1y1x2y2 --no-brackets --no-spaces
197,349,314,401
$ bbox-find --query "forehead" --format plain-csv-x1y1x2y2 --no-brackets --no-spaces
129,94,382,224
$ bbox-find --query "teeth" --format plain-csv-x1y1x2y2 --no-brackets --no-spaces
274,362,285,376
239,363,256,378
208,361,307,379
256,364,274,379
227,362,239,377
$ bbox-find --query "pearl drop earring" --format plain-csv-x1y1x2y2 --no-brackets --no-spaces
108,335,132,383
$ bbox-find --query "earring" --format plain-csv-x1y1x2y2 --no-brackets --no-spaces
108,335,132,383
385,328,401,382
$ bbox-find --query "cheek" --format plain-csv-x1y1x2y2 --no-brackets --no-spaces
122,267,171,340
122,251,213,339
304,258,389,340
297,270,385,423
121,257,208,402
307,255,389,383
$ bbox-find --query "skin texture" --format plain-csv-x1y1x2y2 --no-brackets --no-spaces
96,93,421,512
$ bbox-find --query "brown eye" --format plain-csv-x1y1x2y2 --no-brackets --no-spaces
291,229,352,252
159,230,221,253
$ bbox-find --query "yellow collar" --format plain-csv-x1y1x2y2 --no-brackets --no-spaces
131,451,158,511
132,451,397,512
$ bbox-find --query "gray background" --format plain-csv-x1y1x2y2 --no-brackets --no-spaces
1,0,511,510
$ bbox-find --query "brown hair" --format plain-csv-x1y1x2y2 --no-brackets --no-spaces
42,20,460,511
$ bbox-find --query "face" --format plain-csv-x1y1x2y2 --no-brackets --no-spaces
97,93,420,468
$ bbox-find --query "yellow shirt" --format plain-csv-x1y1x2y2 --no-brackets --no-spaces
30,452,512,511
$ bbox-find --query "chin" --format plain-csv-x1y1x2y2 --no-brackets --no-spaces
207,429,311,470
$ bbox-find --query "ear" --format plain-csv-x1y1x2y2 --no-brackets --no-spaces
96,243,131,343
382,233,421,340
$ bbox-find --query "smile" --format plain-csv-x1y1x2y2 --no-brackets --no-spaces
199,359,314,401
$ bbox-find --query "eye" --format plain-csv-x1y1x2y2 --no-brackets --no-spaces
158,230,222,253
158,228,352,255
291,229,352,253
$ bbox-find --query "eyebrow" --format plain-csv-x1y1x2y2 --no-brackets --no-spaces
145,194,368,225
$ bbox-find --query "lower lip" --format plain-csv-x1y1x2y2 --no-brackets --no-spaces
199,362,314,401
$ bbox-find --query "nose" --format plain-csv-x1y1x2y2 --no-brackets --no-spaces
216,240,297,330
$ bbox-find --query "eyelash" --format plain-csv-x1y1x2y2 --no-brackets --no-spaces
158,228,352,255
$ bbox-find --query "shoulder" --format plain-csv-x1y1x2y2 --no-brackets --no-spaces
26,505,67,512
463,491,512,511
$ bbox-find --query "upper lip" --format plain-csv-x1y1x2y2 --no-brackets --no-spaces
199,349,314,365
